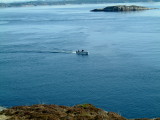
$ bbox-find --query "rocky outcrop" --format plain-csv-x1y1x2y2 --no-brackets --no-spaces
0,104,160,120
0,104,126,120
91,5,157,12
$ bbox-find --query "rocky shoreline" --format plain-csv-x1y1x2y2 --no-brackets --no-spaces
91,5,157,12
0,104,160,120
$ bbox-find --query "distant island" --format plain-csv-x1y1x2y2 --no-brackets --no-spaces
91,5,157,12
0,0,160,8
0,104,160,120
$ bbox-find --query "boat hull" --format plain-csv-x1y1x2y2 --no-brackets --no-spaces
76,51,88,55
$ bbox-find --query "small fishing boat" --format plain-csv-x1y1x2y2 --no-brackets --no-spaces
76,50,88,55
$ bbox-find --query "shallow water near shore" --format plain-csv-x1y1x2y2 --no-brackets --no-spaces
0,3,160,118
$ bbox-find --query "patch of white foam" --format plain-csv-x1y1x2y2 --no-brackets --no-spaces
72,51,76,54
0,106,6,112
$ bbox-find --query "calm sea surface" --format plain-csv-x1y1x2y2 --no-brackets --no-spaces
0,3,160,118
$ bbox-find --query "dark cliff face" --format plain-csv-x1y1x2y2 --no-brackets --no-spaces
91,5,156,12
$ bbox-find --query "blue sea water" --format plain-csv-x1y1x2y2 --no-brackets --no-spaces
0,3,160,118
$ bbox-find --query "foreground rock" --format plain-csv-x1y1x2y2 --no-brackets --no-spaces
91,5,157,12
0,104,126,120
0,104,160,120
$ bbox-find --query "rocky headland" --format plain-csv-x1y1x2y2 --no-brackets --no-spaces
0,104,160,120
91,5,157,12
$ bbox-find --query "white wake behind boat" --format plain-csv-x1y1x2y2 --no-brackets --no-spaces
76,50,88,55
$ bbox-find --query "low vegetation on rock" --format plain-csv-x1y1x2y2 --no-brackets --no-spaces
0,104,160,120
0,104,126,120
